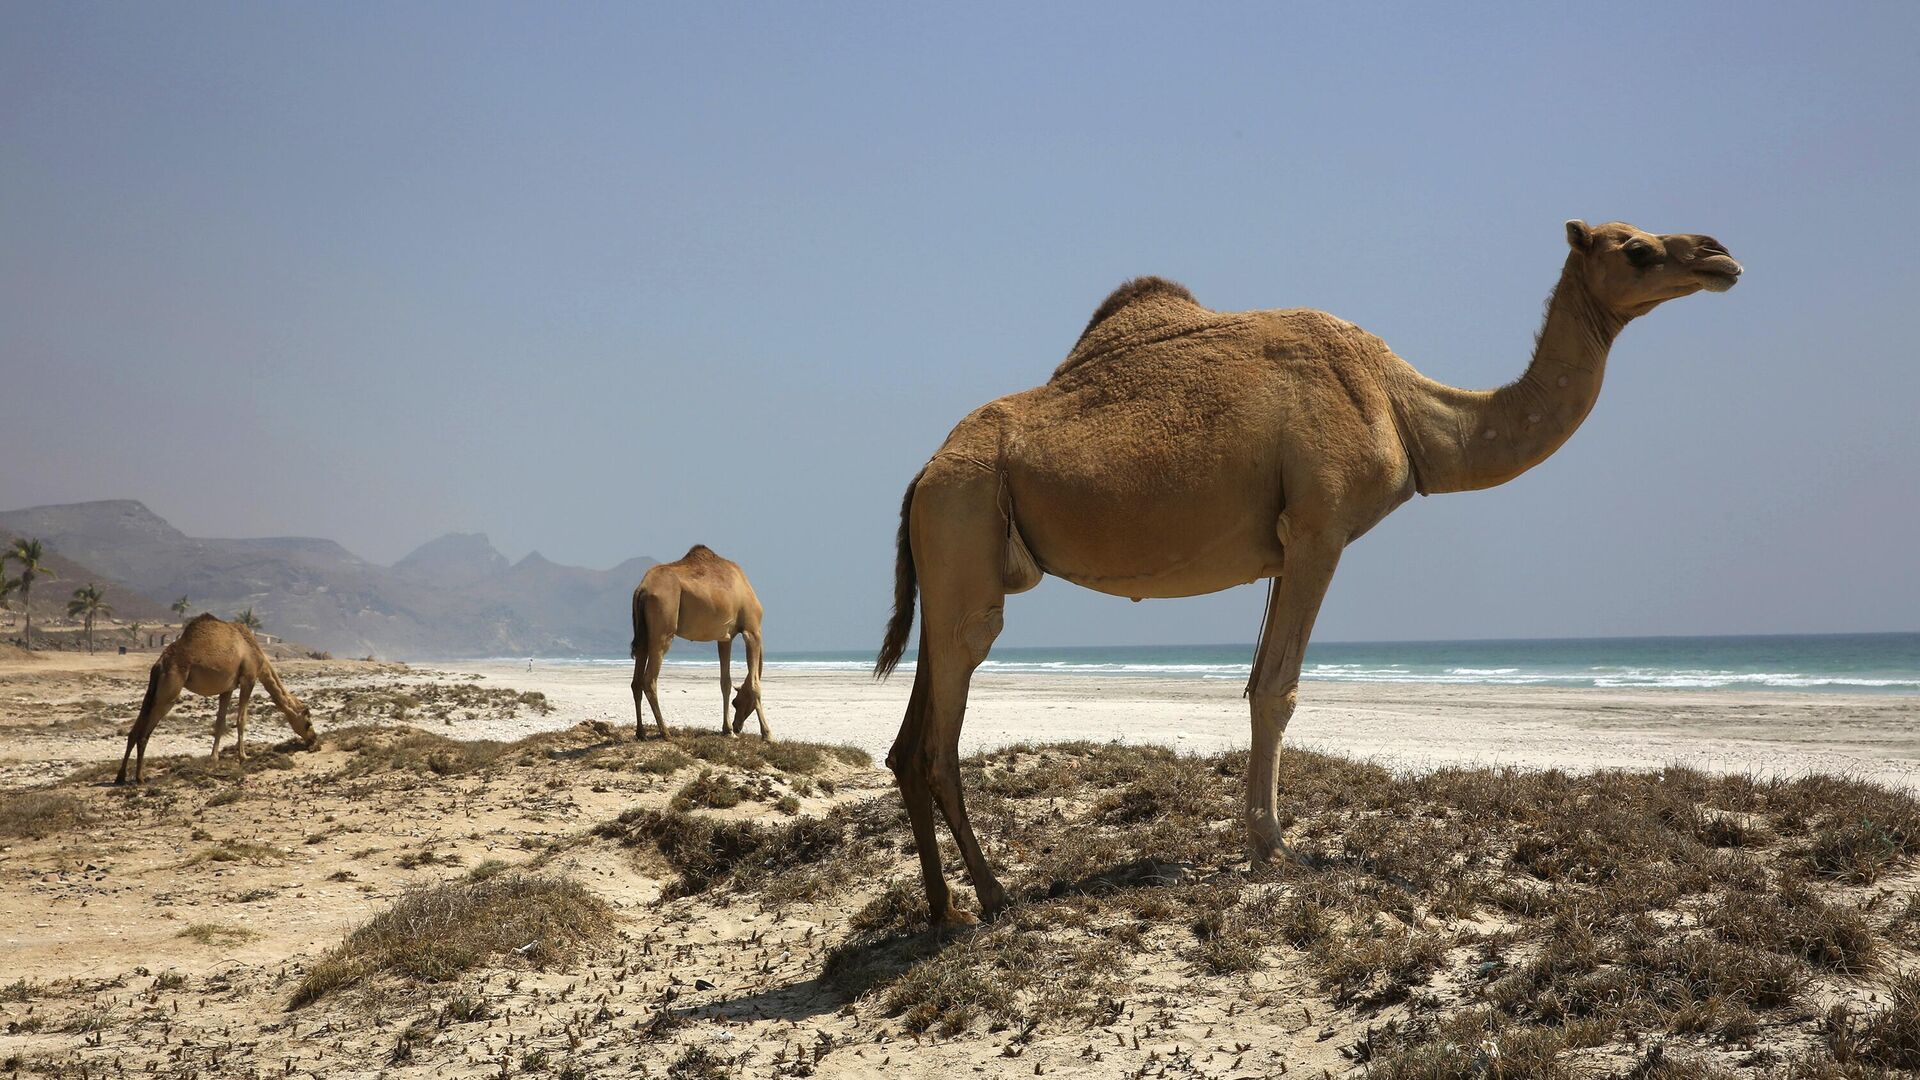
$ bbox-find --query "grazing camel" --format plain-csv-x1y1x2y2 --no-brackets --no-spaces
630,545,770,740
876,220,1741,924
116,614,317,784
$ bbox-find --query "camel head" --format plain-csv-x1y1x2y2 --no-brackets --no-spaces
285,700,318,746
731,683,759,731
1563,220,1741,318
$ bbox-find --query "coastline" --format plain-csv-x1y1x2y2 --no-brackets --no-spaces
438,659,1920,792
4,651,1914,792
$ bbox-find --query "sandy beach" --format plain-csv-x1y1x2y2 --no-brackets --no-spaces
4,650,1918,1077
454,659,1920,792
7,650,1916,790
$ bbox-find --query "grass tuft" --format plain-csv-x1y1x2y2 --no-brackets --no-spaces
0,790,90,839
289,874,612,1007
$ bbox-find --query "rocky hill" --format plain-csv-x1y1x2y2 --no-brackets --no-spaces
0,527,172,625
0,501,653,659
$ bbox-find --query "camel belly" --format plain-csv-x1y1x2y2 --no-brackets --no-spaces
183,666,234,697
1008,472,1287,599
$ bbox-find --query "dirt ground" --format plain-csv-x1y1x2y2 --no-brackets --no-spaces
2,653,1915,1078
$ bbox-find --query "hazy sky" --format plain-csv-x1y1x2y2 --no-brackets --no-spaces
4,4,1916,650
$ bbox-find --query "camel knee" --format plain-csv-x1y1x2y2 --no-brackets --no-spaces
1250,682,1300,734
958,607,1003,667
889,741,935,790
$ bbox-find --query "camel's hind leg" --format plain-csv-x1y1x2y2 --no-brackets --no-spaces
117,665,186,785
642,638,672,738
888,661,962,923
210,691,233,763
717,637,734,735
637,645,660,737
899,465,1012,921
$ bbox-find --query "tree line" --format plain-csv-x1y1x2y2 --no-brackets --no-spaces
3,537,264,652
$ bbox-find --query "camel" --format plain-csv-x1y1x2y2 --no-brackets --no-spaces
875,220,1741,924
116,614,317,784
630,545,770,740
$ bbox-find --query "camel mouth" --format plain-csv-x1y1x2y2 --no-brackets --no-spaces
1694,257,1742,293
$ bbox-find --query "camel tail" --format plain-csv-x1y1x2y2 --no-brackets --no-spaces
874,468,923,679
630,588,649,660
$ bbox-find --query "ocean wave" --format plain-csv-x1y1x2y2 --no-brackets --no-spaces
464,652,1920,693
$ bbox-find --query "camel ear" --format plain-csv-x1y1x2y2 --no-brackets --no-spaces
1565,220,1593,252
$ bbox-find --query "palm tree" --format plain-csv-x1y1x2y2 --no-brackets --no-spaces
67,584,112,653
235,607,263,632
0,575,17,619
171,595,191,623
125,620,144,645
4,539,55,650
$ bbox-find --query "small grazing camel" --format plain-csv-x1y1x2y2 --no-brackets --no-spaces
630,545,770,740
876,220,1741,924
116,614,317,784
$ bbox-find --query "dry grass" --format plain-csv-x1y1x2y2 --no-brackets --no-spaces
176,923,258,947
300,682,550,727
595,805,879,904
185,840,288,865
634,741,1920,1072
0,790,90,839
65,744,301,786
288,874,613,1007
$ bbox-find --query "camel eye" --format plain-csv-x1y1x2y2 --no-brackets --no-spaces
1623,241,1659,268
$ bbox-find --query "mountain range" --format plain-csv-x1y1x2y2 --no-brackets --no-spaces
0,501,653,659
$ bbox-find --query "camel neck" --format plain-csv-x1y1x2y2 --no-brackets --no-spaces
1396,259,1628,495
257,659,299,713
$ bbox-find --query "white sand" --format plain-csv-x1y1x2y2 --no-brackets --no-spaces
438,660,1920,790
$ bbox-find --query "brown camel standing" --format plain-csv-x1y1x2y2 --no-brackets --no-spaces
876,220,1741,924
630,545,770,740
116,614,317,784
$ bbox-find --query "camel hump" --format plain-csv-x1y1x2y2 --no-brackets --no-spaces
682,544,718,561
1077,276,1198,342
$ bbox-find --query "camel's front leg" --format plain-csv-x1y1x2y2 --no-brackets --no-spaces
717,637,735,735
1245,527,1343,865
210,691,232,763
738,629,769,740
234,677,255,760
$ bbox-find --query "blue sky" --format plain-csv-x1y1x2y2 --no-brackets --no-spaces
4,3,1916,648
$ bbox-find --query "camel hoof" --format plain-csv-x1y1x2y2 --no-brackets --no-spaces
1248,840,1307,870
931,905,978,928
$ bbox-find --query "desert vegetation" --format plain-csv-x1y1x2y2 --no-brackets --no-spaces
1,663,1914,1077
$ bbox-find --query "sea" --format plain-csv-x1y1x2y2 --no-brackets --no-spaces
541,633,1920,694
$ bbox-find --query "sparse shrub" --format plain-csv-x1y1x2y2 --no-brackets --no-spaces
0,791,90,839
1706,881,1878,973
594,806,852,897
177,923,257,947
1823,972,1920,1068
669,769,744,811
289,874,612,1007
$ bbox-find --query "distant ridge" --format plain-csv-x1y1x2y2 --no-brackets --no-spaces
0,500,655,659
